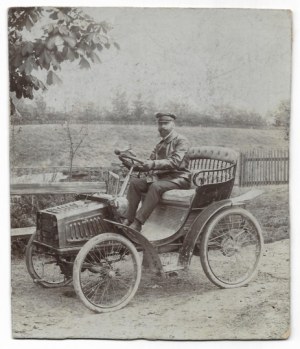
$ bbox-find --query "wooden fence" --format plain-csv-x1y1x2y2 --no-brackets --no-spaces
11,181,106,239
239,149,289,187
11,150,289,238
11,182,106,195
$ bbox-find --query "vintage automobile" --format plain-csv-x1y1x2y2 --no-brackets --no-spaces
26,146,264,313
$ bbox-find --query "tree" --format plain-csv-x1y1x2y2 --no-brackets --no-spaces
110,89,130,122
272,100,290,127
271,99,290,140
34,93,47,122
8,7,119,116
131,93,145,122
63,117,88,180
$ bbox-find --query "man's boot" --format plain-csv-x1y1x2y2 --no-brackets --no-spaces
129,219,142,232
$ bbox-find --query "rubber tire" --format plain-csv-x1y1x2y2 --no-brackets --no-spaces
200,207,263,288
73,233,142,313
25,232,72,288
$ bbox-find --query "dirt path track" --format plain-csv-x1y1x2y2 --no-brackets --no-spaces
12,239,289,340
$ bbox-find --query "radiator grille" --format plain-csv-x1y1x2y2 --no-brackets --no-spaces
36,213,59,247
66,215,108,243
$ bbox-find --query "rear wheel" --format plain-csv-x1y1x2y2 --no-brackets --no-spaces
73,233,141,313
200,207,263,288
25,232,72,288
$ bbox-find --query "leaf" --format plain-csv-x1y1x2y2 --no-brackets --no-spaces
62,45,68,57
59,25,69,36
92,35,100,44
57,11,65,21
34,40,44,56
49,11,58,20
31,76,45,91
24,57,33,75
21,42,34,56
25,17,33,31
50,53,60,70
79,56,91,70
66,47,75,61
87,23,94,31
39,81,47,91
12,52,23,68
45,24,54,33
46,70,62,85
39,50,51,70
63,35,76,48
77,48,85,56
46,36,56,50
32,60,39,70
87,33,95,43
113,42,120,50
100,23,108,34
29,11,38,24
43,49,52,65
52,27,59,35
18,62,25,73
90,51,101,64
70,25,80,33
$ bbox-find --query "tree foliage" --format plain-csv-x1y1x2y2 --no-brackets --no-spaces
131,93,146,121
9,7,119,114
271,100,290,127
110,89,130,121
270,99,290,140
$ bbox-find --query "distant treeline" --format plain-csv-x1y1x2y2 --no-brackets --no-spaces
12,91,290,129
13,110,269,128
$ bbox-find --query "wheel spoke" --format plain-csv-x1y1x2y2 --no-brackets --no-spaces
202,210,262,286
26,235,72,288
74,234,141,312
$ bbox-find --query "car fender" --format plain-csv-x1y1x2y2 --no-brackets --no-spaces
179,199,233,266
179,188,264,266
103,219,163,274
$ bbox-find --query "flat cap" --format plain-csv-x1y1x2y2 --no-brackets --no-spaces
155,112,177,122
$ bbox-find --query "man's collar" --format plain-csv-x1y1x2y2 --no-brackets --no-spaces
162,130,177,143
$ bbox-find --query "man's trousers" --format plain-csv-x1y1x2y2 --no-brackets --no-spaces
125,177,183,224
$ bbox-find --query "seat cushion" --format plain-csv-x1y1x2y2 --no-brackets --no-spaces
188,146,238,164
161,189,195,204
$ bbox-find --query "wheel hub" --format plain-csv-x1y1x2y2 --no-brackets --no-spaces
221,236,240,257
108,270,116,278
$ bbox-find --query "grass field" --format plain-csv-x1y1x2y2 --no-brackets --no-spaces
11,124,288,168
10,124,289,243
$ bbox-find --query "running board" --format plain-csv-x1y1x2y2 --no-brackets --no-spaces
163,264,185,273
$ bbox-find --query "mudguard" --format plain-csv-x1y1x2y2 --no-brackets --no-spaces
103,219,163,273
179,188,264,266
179,199,232,266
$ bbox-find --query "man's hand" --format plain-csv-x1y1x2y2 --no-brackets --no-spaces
119,157,133,169
137,160,154,172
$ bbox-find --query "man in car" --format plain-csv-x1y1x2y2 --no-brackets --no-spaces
123,112,191,232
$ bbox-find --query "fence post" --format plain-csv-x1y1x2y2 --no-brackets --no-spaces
239,152,244,187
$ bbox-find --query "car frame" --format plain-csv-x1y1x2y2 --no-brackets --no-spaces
26,146,264,313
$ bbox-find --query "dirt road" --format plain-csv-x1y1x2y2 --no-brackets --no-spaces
11,239,289,340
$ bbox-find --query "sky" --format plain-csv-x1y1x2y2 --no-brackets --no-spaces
23,7,292,117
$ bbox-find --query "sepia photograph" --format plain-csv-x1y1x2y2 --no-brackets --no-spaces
6,2,293,341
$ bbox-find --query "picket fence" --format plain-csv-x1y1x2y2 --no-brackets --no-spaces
239,149,289,187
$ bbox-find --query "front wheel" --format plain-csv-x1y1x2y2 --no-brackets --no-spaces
200,207,263,288
25,232,72,288
73,233,142,313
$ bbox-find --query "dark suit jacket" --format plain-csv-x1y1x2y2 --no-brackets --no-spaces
148,130,191,187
